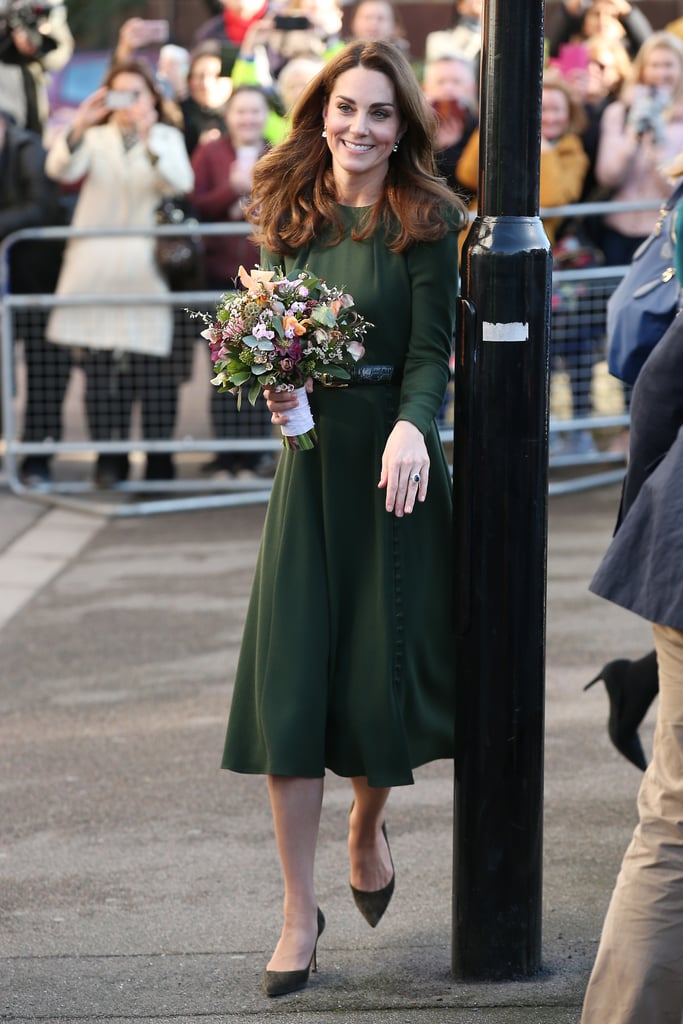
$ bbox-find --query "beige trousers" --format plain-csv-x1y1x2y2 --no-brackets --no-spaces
581,623,683,1024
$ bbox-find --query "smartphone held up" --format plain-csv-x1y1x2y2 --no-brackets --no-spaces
273,14,312,30
139,19,169,45
105,89,139,110
126,17,170,49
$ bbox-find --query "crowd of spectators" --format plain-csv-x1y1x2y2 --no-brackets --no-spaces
1,0,682,480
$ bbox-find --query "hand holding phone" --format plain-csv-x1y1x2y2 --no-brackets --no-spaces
274,14,312,31
105,89,139,110
137,19,170,46
121,17,169,50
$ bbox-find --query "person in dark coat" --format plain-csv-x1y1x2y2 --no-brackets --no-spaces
0,109,67,483
179,40,232,156
580,209,683,1021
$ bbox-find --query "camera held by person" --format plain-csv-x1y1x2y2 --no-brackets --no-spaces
0,0,73,134
627,84,669,144
0,0,72,133
0,0,55,50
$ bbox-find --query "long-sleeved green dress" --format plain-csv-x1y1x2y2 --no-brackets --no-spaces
221,205,459,787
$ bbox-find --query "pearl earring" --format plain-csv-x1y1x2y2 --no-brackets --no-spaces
322,125,327,138
392,141,399,152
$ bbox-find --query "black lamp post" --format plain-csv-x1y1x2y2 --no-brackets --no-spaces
452,0,552,980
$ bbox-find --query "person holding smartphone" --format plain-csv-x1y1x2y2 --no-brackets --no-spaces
112,16,170,63
0,0,74,135
230,0,344,86
44,60,194,485
594,31,683,449
421,55,478,200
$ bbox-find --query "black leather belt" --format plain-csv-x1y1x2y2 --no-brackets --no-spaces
320,365,399,387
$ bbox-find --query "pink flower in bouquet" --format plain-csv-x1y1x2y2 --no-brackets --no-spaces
330,293,354,316
202,324,228,363
253,322,275,340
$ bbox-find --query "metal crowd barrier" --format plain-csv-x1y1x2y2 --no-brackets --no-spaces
0,203,647,515
0,223,282,515
540,200,655,495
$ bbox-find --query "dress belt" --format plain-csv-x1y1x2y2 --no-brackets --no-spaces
319,364,400,387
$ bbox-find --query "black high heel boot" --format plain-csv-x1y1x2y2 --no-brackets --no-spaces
262,907,325,998
584,650,659,771
350,822,395,928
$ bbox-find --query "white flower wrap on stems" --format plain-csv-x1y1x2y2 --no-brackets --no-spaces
280,387,315,440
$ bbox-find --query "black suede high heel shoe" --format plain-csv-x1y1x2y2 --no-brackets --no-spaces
262,907,325,998
350,822,395,928
584,650,659,771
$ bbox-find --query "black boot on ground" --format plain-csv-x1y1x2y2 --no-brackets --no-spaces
95,453,130,487
144,452,176,481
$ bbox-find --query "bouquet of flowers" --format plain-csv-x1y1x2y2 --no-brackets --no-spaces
199,265,371,451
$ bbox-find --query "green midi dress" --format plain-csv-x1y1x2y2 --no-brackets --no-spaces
221,206,459,787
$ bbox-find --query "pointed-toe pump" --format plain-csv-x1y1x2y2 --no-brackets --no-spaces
584,650,659,771
350,822,395,928
262,907,325,998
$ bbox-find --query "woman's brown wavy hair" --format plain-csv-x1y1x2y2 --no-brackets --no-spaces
245,40,467,255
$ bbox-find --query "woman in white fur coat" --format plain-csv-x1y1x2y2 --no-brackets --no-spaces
45,59,194,484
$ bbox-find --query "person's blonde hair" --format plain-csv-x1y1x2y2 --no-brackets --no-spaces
245,40,466,255
629,30,683,103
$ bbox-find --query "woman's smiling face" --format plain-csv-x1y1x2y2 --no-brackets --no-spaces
322,66,403,190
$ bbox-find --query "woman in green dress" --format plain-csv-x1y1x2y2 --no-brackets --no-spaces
220,39,466,996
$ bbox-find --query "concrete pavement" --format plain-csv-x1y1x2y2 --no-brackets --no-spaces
0,478,654,1023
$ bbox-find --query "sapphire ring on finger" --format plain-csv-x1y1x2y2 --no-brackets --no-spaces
411,472,420,484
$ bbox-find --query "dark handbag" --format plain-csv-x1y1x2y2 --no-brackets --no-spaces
606,182,683,385
155,198,204,290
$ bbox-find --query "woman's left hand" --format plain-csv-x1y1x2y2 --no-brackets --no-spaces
378,419,429,517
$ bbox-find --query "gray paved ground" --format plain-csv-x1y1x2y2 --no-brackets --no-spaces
0,479,654,1022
